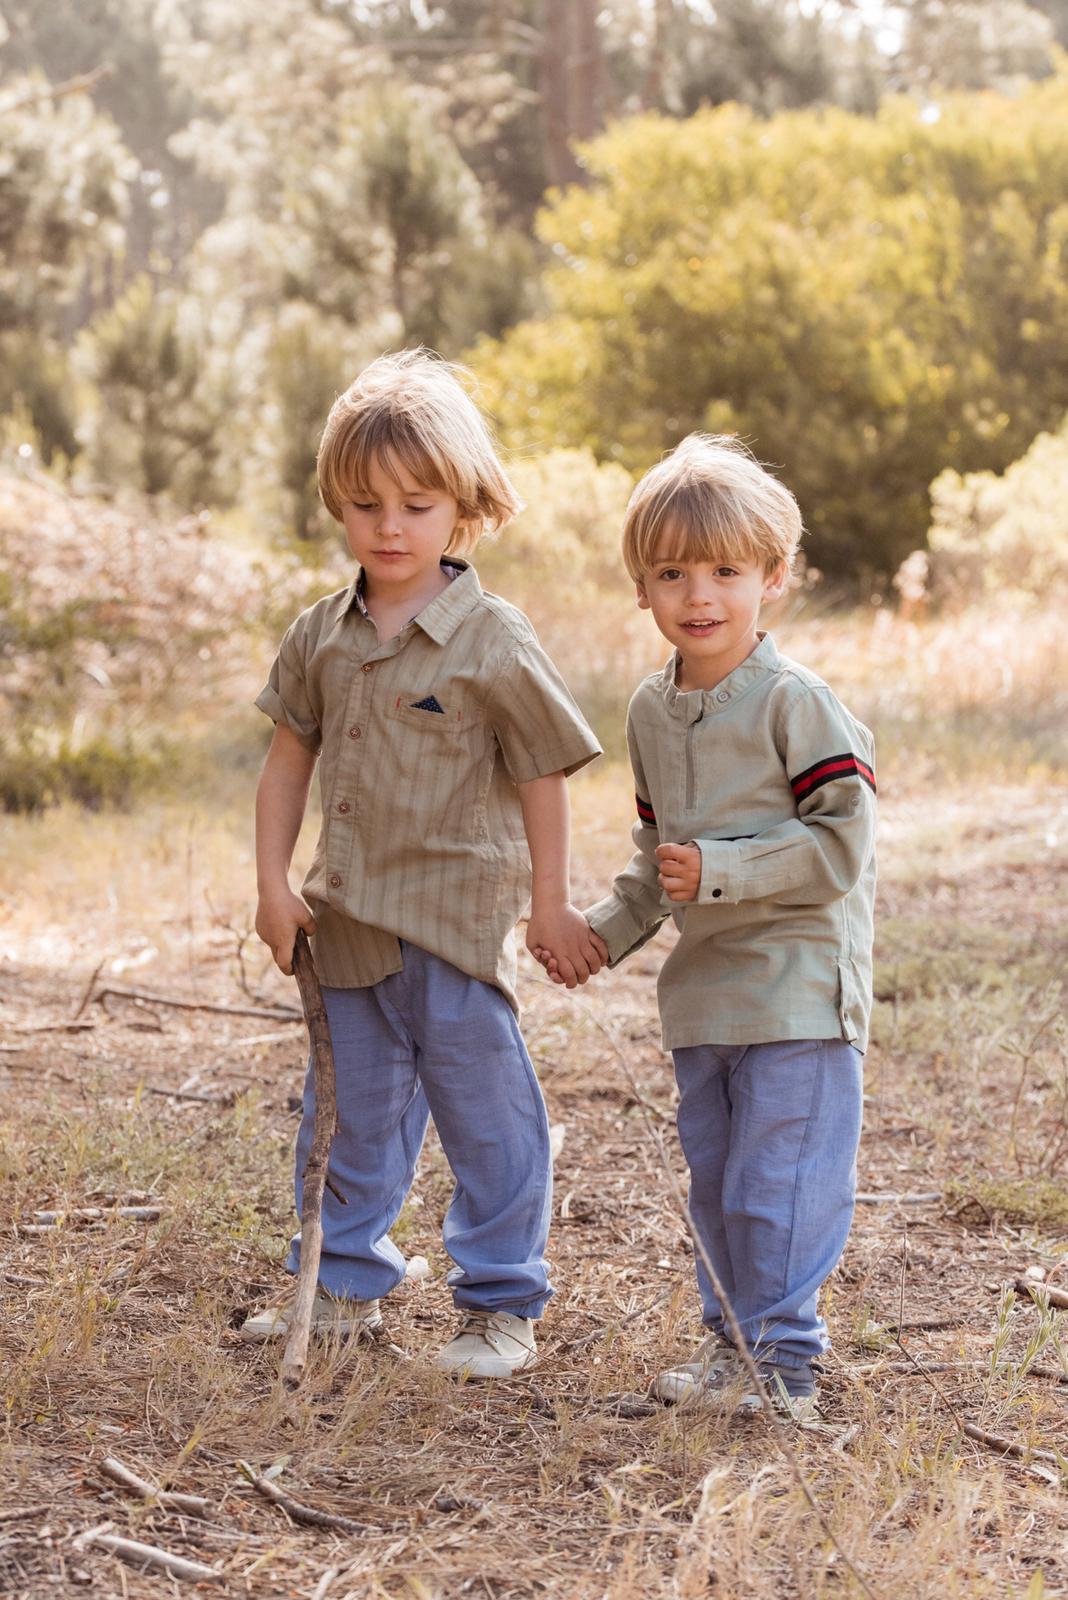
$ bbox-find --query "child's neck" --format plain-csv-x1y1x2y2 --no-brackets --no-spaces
363,563,452,641
675,633,761,693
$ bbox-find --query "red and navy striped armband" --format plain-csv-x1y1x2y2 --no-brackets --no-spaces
790,753,876,803
636,792,658,827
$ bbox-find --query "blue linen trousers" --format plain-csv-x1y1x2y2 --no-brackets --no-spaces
288,942,553,1318
671,1038,864,1368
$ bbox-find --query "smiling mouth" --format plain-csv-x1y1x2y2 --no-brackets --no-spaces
681,619,724,634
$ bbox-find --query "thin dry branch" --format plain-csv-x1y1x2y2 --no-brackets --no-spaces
71,1521,223,1581
94,985,300,1021
237,1463,367,1535
100,1456,211,1517
1015,1278,1068,1312
281,929,337,1388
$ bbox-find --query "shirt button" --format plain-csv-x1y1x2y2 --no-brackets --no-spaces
711,887,723,898
716,691,730,703
348,725,361,739
329,874,342,887
337,801,350,814
361,663,374,673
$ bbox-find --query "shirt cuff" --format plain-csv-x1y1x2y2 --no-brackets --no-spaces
694,839,741,905
507,735,603,784
585,894,662,965
254,685,322,753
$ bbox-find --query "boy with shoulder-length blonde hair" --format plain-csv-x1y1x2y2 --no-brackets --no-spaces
539,433,877,1419
247,349,607,1377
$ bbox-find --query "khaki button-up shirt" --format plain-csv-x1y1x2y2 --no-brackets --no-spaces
586,633,877,1051
256,562,601,1011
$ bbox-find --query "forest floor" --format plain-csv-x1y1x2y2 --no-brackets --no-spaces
2,765,1067,1599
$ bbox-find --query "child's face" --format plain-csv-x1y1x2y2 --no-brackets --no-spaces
636,539,787,690
340,454,463,597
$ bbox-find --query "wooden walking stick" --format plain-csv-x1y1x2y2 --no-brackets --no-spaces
281,928,337,1389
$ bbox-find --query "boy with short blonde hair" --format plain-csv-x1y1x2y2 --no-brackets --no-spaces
541,433,876,1415
247,350,606,1377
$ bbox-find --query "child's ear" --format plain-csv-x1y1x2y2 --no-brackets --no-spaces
762,561,788,604
635,578,651,610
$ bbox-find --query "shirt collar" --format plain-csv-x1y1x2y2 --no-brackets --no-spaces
659,631,780,720
346,559,481,644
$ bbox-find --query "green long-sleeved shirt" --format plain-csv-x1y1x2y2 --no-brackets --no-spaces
586,633,877,1052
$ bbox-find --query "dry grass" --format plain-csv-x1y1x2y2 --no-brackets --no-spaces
3,600,1068,1597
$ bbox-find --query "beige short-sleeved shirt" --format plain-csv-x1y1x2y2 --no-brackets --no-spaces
256,561,601,1011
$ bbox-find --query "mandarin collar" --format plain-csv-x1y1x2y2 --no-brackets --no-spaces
659,632,780,721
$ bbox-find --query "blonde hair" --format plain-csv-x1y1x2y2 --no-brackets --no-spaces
317,349,520,554
622,433,803,581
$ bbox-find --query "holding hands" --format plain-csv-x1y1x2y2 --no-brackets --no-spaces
528,905,609,989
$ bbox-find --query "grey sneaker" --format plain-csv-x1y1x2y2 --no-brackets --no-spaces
655,1342,820,1421
434,1311,537,1378
239,1285,383,1344
652,1335,745,1403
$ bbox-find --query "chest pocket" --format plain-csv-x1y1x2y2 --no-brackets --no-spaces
384,693,471,733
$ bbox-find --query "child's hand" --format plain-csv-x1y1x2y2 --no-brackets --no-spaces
655,841,702,902
527,906,609,988
255,887,317,975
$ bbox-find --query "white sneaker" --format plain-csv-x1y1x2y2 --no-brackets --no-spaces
239,1285,383,1344
652,1335,744,1403
434,1311,537,1378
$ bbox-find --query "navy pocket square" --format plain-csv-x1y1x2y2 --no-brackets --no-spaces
410,695,445,713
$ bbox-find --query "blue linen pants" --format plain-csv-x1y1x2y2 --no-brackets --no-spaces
671,1038,864,1368
287,942,553,1319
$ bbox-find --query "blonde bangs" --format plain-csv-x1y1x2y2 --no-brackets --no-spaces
317,349,521,552
622,434,802,581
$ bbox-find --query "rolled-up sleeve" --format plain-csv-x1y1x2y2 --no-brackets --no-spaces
485,638,601,783
255,622,322,753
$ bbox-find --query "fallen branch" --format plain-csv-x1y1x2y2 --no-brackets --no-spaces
1015,1278,1068,1312
961,1422,1063,1468
33,1208,161,1224
94,985,299,1021
855,1191,941,1205
100,1456,210,1517
0,1504,52,1522
237,1462,367,1534
281,930,337,1389
71,1521,222,1581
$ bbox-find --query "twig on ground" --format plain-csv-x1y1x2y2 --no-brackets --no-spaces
93,985,300,1021
555,1287,674,1355
855,1191,941,1205
281,929,337,1389
71,1522,223,1581
0,1505,52,1522
237,1462,367,1534
33,1208,162,1223
1015,1278,1068,1312
311,1566,341,1600
145,1084,236,1105
100,1456,211,1517
14,1021,96,1035
72,960,108,1021
961,1423,1064,1468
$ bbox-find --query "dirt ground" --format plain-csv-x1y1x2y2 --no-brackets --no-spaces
2,780,1067,1599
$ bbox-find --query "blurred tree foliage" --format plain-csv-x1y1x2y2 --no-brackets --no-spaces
1,0,1065,551
475,73,1068,581
0,72,128,459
